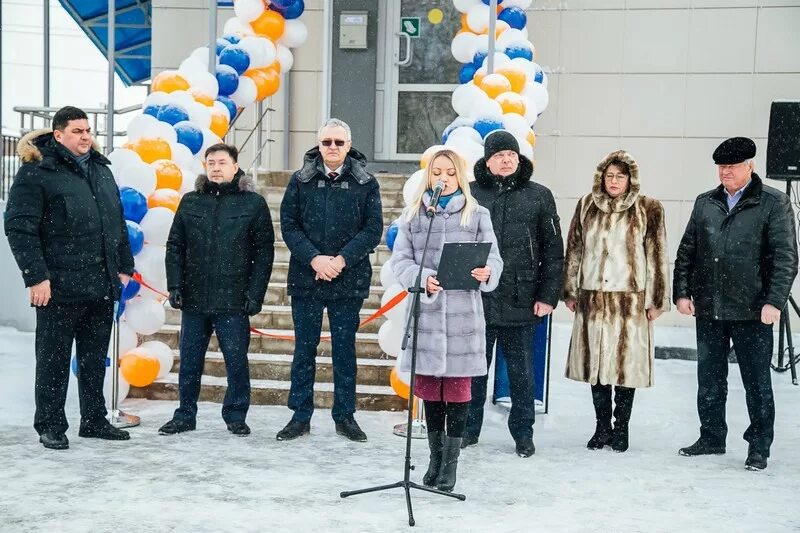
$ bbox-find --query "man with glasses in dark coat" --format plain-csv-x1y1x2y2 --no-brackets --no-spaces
5,106,134,450
276,119,383,442
674,137,798,471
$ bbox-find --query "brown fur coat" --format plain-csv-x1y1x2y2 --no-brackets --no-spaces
562,151,670,388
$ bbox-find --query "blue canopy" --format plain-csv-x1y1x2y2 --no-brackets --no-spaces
58,0,152,86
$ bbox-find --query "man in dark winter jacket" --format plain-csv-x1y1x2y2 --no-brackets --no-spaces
159,143,274,437
276,119,383,442
674,137,798,471
4,106,134,449
464,130,564,457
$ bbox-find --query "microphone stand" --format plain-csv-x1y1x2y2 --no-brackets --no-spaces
340,207,465,527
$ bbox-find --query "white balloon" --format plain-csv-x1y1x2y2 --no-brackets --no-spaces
381,283,408,322
200,129,223,157
118,161,157,196
179,167,198,194
223,17,254,37
103,366,130,407
498,28,530,50
446,138,484,169
187,101,212,130
466,5,490,33
108,148,142,174
139,340,174,379
137,282,167,301
114,320,139,357
380,259,396,288
276,45,294,73
143,91,171,108
152,120,178,145
261,38,277,68
178,57,209,81
513,132,534,161
170,142,195,170
451,83,484,117
453,0,481,12
481,52,512,70
139,207,174,247
238,36,267,68
134,243,167,283
503,112,532,139
503,0,533,8
189,47,210,68
230,76,258,108
279,20,308,49
402,170,426,206
468,97,503,120
451,32,479,64
448,126,482,145
378,320,403,358
212,100,232,122
189,70,219,100
127,114,160,141
167,90,197,110
124,297,166,336
523,83,549,117
234,0,265,22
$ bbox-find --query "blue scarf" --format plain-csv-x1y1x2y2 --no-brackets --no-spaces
431,188,462,210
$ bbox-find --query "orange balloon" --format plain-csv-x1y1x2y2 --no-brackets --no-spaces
120,353,160,387
480,73,513,99
151,71,190,94
460,13,468,31
527,130,536,148
389,368,410,400
251,10,285,40
151,159,183,190
245,68,280,101
496,66,527,93
148,188,182,212
191,90,214,107
479,20,509,38
132,138,171,164
209,110,230,138
473,69,486,88
495,91,526,116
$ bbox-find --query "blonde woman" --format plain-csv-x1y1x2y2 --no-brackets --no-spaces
562,150,670,453
392,149,503,492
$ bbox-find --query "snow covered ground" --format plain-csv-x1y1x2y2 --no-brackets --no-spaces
1,324,798,533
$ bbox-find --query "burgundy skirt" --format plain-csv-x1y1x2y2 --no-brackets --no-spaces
414,374,472,403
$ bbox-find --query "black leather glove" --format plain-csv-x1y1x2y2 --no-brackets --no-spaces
244,297,261,317
168,289,183,310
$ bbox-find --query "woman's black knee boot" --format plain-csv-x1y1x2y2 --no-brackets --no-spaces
611,386,635,452
423,430,444,486
435,436,462,492
588,384,613,449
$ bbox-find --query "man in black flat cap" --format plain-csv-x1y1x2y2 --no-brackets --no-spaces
673,136,798,471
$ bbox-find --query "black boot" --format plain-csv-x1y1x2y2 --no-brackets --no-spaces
588,384,613,450
423,430,444,487
611,386,635,453
435,436,462,492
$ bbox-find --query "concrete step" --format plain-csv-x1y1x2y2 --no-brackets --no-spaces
144,324,390,359
257,171,409,192
166,351,396,386
264,282,385,307
269,262,383,286
258,185,406,210
128,372,405,411
165,305,387,334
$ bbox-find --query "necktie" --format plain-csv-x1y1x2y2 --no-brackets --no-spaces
328,171,339,180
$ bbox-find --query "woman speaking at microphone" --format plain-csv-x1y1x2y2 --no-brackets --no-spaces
391,149,503,492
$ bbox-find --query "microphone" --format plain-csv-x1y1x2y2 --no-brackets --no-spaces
426,181,446,218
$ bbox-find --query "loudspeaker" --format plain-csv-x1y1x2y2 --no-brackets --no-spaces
767,100,800,181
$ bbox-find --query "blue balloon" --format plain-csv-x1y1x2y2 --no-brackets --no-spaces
219,45,250,76
156,103,190,126
71,355,79,377
270,0,294,8
174,121,204,155
216,96,238,122
222,34,240,45
505,45,533,61
126,220,144,256
386,222,399,251
279,0,305,19
216,65,240,97
143,104,161,118
472,52,487,68
533,65,544,84
459,63,477,84
119,187,148,223
122,277,140,301
474,117,504,139
481,0,503,4
215,38,232,55
498,6,527,29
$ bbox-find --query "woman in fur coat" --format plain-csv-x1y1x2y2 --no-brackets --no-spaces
562,150,670,452
392,149,503,492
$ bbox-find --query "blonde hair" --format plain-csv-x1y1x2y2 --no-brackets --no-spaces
404,149,478,227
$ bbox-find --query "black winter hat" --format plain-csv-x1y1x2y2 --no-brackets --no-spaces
484,130,520,159
713,137,756,165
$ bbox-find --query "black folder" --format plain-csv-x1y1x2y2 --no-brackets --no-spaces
436,242,492,291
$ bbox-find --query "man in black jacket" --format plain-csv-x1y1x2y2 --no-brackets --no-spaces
674,137,798,471
464,131,564,457
159,143,274,437
276,119,383,442
5,106,134,449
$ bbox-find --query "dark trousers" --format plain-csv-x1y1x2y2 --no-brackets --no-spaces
695,319,775,456
424,400,469,437
174,311,251,424
34,300,114,435
466,324,536,440
288,296,363,423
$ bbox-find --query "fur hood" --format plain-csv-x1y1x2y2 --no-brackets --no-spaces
194,169,255,193
591,150,640,213
17,128,108,165
295,146,373,185
472,153,534,190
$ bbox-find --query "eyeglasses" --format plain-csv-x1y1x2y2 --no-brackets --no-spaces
604,173,629,182
320,139,347,147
